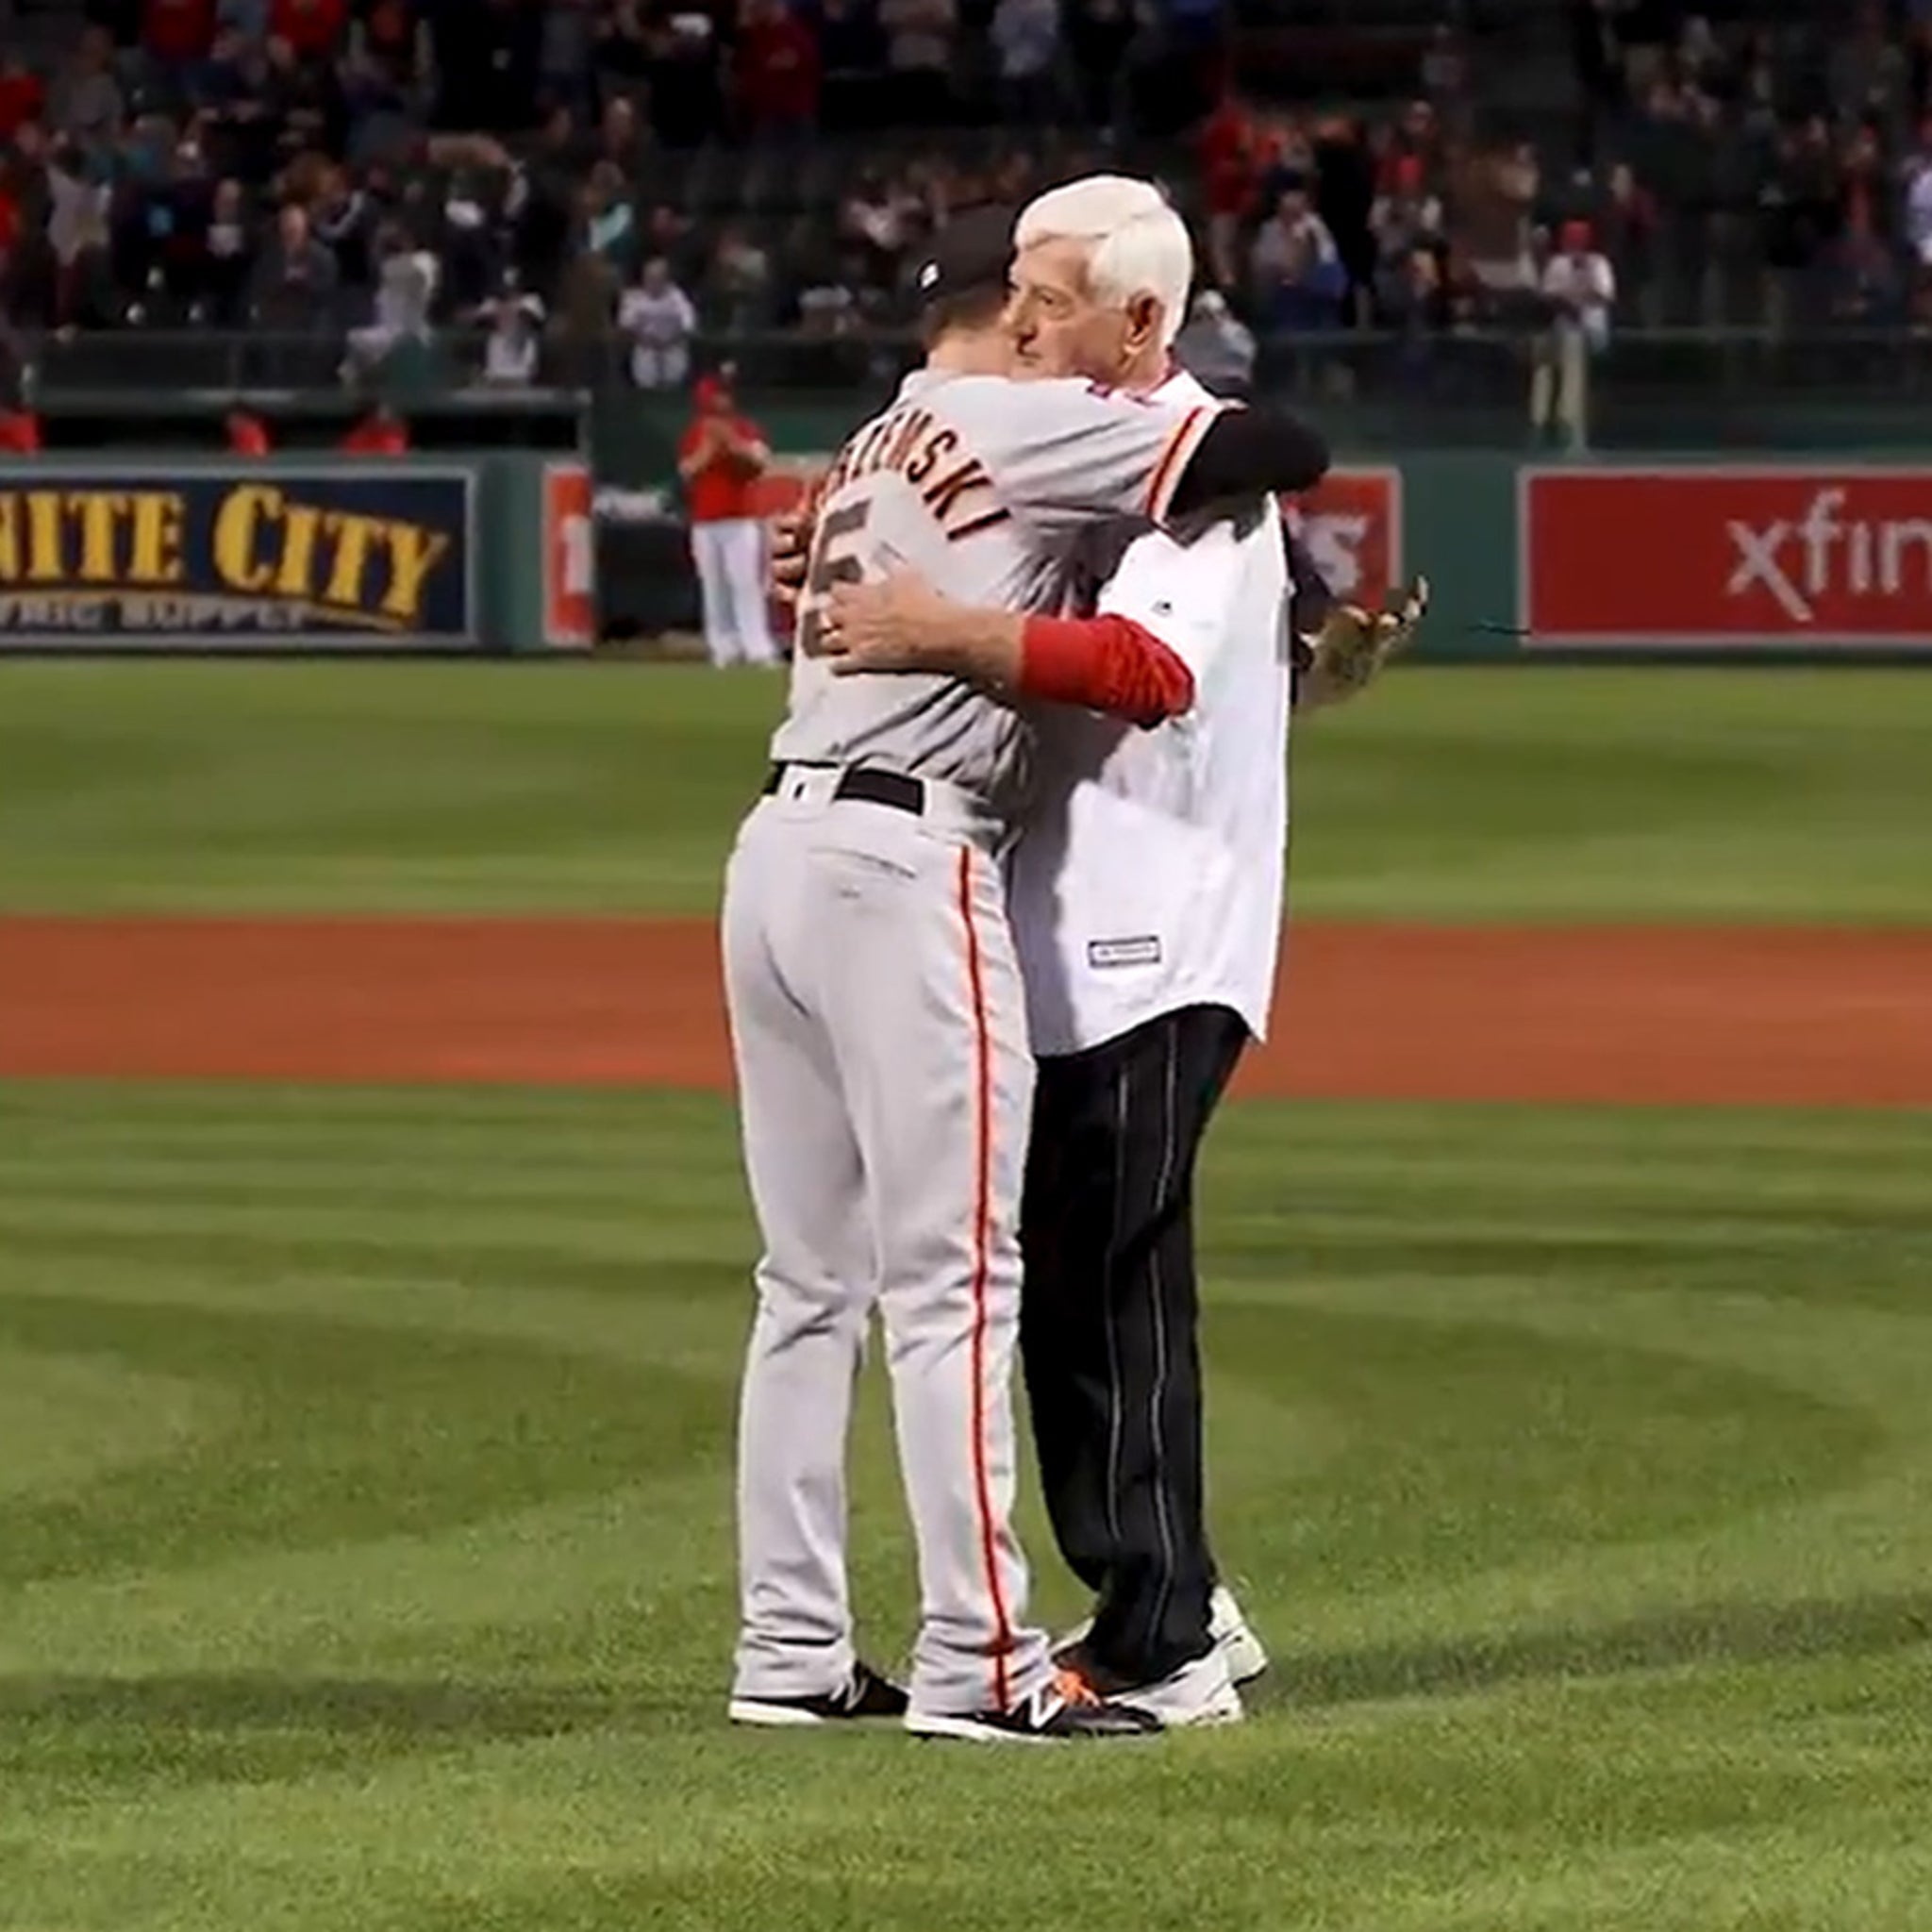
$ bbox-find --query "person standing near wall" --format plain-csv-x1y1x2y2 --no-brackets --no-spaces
679,373,781,668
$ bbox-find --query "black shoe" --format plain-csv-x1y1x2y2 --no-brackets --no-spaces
728,1660,909,1728
904,1670,1163,1744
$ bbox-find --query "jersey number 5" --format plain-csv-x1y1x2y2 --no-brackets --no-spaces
795,501,872,658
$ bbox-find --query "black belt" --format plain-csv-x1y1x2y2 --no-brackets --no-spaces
763,762,926,817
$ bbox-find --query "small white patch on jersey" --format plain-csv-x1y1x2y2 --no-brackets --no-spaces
1088,935,1162,970
919,262,940,289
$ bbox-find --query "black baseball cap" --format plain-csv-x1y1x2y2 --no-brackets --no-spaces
914,204,1018,312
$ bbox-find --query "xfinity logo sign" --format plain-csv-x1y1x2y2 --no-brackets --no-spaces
1524,467,1932,649
1725,489,1932,623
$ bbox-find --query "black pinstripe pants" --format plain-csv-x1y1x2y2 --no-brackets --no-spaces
1019,1002,1249,1687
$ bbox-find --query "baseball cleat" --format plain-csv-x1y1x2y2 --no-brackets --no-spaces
728,1660,908,1728
1209,1585,1271,1689
904,1669,1162,1744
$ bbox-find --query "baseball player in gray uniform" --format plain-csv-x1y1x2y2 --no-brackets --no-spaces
722,207,1330,1743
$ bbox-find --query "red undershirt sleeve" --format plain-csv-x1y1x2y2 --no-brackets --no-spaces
1016,613,1196,727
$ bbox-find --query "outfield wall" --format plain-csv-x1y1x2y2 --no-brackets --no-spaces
0,456,593,655
608,443,1932,662
6,448,1931,661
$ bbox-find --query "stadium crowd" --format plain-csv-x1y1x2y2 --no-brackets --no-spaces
1,0,1931,403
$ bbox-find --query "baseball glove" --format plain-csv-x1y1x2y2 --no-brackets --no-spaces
1307,575,1430,699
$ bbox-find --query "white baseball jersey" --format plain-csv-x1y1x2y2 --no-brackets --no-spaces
772,368,1216,826
1008,369,1293,1057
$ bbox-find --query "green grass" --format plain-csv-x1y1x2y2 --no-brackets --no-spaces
4,1084,1932,1931
4,659,1931,1926
3,662,1931,919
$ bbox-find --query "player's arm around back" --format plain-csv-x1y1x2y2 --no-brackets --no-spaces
820,570,1195,729
993,378,1329,535
1165,404,1330,517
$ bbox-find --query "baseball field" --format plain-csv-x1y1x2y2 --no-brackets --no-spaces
2,660,1929,1932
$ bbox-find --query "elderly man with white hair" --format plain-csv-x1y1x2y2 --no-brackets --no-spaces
823,175,1323,1726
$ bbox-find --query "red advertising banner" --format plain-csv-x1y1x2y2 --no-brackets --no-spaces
542,462,594,649
1523,466,1932,647
1283,466,1402,608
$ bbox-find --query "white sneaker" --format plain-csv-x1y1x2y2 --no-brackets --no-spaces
1057,1587,1271,1690
1210,1586,1270,1689
1109,1646,1244,1727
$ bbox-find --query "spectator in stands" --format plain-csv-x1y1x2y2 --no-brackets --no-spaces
250,198,338,325
1826,215,1906,324
0,355,40,452
50,29,125,146
1761,114,1845,333
1596,159,1659,327
840,168,917,290
1199,89,1257,289
1173,288,1254,397
197,175,255,324
1456,140,1538,295
1674,14,1727,100
1380,241,1457,349
635,9,728,150
340,398,408,452
992,0,1062,125
592,95,652,182
641,201,705,291
225,406,273,453
539,0,601,114
1831,2,1908,130
1419,24,1467,105
309,161,375,288
1311,112,1376,318
709,222,774,329
272,0,349,61
142,0,220,67
736,0,821,142
1370,153,1442,283
1902,118,1932,271
0,56,46,147
1533,217,1615,448
1251,182,1345,330
619,255,697,387
548,247,619,384
45,137,115,325
1839,122,1892,248
580,160,639,278
477,279,546,385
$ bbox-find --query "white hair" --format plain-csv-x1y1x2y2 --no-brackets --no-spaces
1014,175,1194,351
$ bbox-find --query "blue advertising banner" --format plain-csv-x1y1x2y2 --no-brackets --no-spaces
0,467,475,649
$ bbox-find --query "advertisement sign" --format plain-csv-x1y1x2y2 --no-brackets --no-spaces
1522,465,1932,648
542,462,595,649
0,467,475,648
1283,466,1402,608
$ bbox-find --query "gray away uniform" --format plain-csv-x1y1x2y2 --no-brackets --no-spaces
724,367,1215,1718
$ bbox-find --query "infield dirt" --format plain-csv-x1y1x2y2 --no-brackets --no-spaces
2,919,1927,1108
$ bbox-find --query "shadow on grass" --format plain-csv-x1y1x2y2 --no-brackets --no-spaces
1278,1589,1932,1710
0,1671,686,1736
8,1586,1931,1766
0,1672,708,1795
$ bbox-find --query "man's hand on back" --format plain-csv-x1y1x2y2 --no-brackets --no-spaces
821,569,979,675
768,508,813,605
